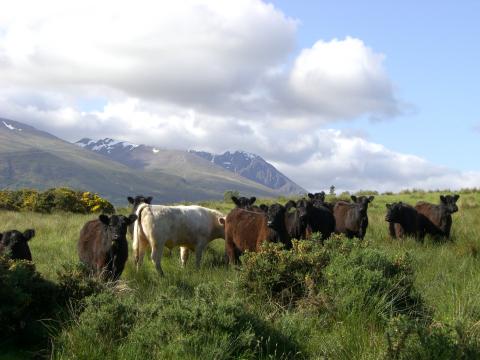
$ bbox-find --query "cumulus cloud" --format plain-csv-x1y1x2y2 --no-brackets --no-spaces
1,0,474,192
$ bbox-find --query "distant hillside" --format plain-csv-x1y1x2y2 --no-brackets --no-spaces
189,150,306,195
76,138,305,196
0,119,280,205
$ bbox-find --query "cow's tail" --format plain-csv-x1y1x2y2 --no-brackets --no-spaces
133,203,149,271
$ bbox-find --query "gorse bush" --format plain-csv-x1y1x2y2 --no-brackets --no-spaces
54,283,302,360
238,235,426,321
0,255,58,346
0,187,114,214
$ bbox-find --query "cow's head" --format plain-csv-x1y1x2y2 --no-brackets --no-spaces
385,202,404,223
295,198,314,223
127,195,153,209
308,192,326,202
0,229,35,261
266,203,286,229
231,196,256,209
440,194,460,214
259,204,269,213
351,195,374,210
99,214,138,245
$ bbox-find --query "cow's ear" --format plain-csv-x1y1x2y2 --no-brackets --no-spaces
146,196,153,204
127,197,134,204
218,217,226,226
259,204,269,212
386,203,391,209
23,229,35,241
453,194,460,202
231,196,240,206
351,195,357,202
440,195,446,203
99,214,110,225
308,193,314,199
249,197,256,205
368,196,375,203
127,214,138,225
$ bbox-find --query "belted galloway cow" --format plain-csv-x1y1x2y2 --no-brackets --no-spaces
133,203,225,275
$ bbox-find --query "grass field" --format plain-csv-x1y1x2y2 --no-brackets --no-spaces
1,190,479,359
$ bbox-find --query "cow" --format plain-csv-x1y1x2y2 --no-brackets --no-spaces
333,195,374,239
133,204,226,275
385,202,421,240
231,196,257,210
0,229,35,261
308,192,335,212
298,198,335,241
224,203,291,264
127,195,153,237
415,194,460,240
284,200,309,240
78,214,137,280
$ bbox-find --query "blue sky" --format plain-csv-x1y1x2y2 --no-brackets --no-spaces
0,0,479,191
271,0,480,171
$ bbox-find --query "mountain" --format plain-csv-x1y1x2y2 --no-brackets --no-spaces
76,138,306,195
0,119,282,205
189,150,306,195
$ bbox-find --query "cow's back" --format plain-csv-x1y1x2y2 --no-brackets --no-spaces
333,201,351,233
225,208,266,254
415,201,451,236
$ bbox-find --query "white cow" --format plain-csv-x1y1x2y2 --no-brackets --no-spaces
133,203,225,275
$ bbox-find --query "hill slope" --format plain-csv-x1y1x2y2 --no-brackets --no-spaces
0,119,280,204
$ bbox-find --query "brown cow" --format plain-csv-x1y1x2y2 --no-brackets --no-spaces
333,196,374,239
415,194,459,240
78,214,137,280
224,203,290,264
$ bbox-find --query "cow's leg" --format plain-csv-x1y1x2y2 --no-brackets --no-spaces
134,237,148,271
180,247,190,268
194,241,207,269
151,244,164,276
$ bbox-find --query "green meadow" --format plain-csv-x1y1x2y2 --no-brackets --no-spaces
1,190,480,359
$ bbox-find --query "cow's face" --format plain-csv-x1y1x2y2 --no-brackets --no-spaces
231,196,256,209
0,229,35,261
440,194,460,214
266,203,286,229
99,214,138,245
295,198,313,222
351,195,374,211
385,202,403,223
127,195,153,210
308,192,326,202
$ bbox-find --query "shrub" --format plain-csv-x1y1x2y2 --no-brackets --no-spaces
0,187,114,214
0,256,58,345
54,283,302,360
237,236,427,322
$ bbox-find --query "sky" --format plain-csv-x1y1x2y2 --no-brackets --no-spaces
0,0,479,192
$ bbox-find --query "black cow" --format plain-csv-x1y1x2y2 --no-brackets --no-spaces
284,200,310,240
308,192,335,212
333,196,374,239
127,195,152,236
0,229,35,261
415,194,460,240
78,214,137,280
231,196,257,210
298,198,335,241
385,202,421,240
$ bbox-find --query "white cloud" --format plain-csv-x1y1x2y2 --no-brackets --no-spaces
1,0,474,193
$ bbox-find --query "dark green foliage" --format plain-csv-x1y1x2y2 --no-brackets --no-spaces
54,283,302,360
56,262,110,307
0,256,58,346
0,187,114,214
238,235,426,321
